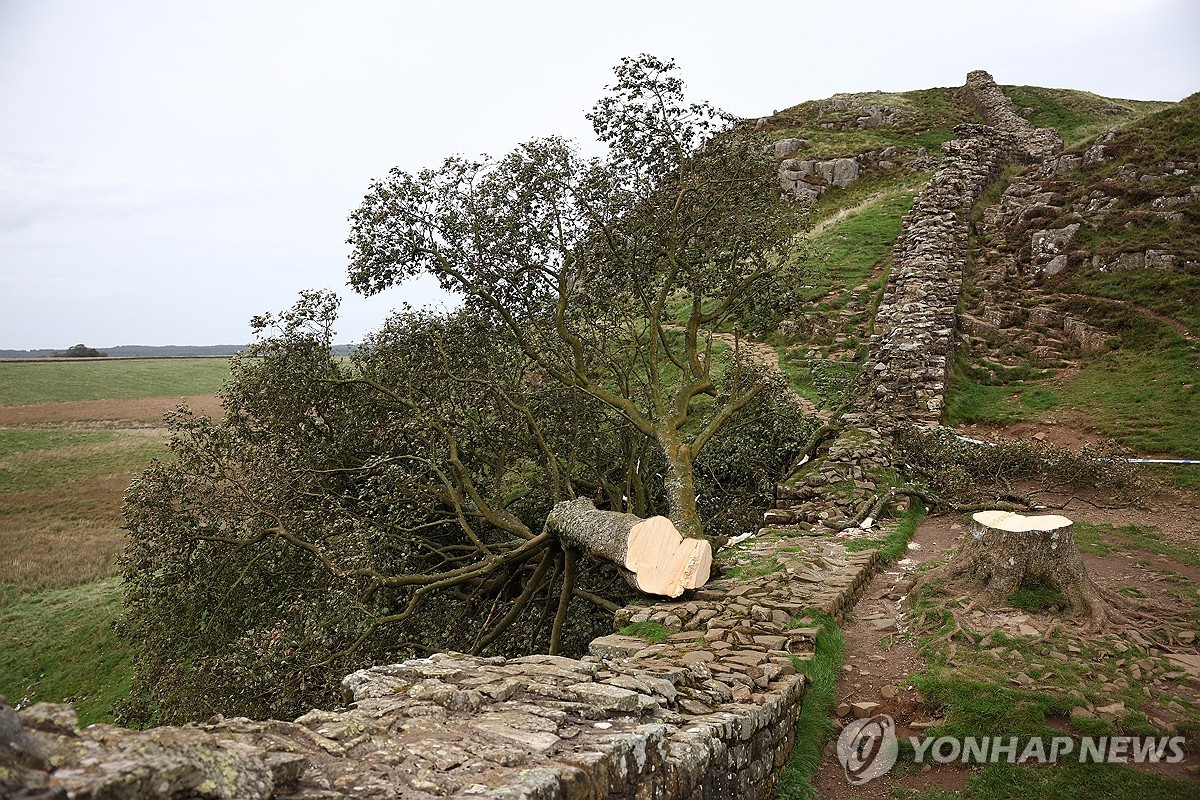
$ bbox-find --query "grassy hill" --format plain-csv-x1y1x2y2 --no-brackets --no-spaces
945,91,1200,462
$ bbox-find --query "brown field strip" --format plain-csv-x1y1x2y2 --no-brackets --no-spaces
0,395,223,426
0,478,134,591
0,399,202,592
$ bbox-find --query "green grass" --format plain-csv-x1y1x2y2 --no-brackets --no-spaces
766,86,973,160
795,189,916,303
905,662,1200,798
0,358,231,405
942,374,1060,427
776,612,846,800
777,186,917,402
959,760,1200,800
1007,585,1068,613
1000,85,1172,149
1074,521,1200,567
0,428,167,494
1068,263,1200,337
1057,343,1200,458
912,673,1070,740
903,548,1200,800
844,498,926,562
945,311,1199,458
617,620,670,643
0,578,132,726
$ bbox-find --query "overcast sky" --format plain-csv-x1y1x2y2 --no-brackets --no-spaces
1,0,1196,349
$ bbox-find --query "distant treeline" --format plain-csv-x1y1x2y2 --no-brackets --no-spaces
0,344,355,359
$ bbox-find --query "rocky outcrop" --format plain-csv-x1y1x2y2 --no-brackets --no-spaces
778,156,861,201
814,97,904,131
775,145,928,203
958,93,1197,371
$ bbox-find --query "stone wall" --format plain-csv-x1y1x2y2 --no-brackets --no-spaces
862,72,1062,427
4,534,879,800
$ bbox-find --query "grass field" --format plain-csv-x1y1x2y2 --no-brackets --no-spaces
0,357,229,724
0,357,231,406
0,579,132,725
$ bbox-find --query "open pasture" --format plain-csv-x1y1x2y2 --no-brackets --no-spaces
0,357,230,723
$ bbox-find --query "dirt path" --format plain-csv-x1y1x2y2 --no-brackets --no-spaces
806,190,891,238
813,501,1200,796
813,516,961,798
1060,292,1197,344
1133,303,1198,344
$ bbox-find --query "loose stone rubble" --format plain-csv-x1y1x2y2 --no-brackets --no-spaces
768,415,895,530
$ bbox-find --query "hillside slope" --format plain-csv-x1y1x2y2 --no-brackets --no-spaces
952,91,1200,459
756,82,1197,460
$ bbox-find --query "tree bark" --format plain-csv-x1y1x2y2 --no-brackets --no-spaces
920,510,1111,628
545,498,711,598
659,434,703,539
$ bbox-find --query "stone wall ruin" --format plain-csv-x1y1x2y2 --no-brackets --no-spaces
862,71,1063,427
3,539,879,800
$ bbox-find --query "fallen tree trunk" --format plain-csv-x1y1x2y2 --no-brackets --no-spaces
545,498,711,598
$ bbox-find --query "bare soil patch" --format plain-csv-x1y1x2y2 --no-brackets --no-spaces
0,395,223,426
956,418,1110,452
814,515,965,798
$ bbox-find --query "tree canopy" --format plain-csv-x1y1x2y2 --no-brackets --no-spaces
118,55,813,723
54,343,106,358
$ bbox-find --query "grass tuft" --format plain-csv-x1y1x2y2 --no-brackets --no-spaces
844,498,926,562
776,612,846,799
617,620,670,643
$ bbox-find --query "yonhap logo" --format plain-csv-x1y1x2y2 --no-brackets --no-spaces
837,713,899,785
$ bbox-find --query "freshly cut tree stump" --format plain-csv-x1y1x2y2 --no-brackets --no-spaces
920,509,1110,628
546,498,711,597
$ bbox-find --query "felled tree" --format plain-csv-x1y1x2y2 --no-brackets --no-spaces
347,54,803,540
118,57,812,724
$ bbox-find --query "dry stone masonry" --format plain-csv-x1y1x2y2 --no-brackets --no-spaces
863,71,1063,427
3,537,880,800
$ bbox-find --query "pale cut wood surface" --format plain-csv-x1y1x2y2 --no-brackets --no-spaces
972,510,1073,532
626,516,712,597
545,498,711,597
